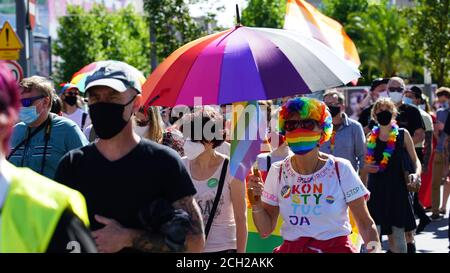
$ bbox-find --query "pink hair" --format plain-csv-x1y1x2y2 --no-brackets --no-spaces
0,62,20,154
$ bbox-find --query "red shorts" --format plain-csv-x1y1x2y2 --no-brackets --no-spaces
273,236,357,253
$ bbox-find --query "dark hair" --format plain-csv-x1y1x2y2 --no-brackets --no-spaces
370,78,389,91
409,86,423,99
51,94,63,115
180,108,225,149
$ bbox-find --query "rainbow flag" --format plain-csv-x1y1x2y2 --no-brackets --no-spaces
229,101,266,182
284,0,360,67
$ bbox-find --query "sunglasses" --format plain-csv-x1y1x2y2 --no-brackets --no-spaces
20,95,45,107
284,119,318,131
136,119,149,127
65,91,78,96
388,87,404,93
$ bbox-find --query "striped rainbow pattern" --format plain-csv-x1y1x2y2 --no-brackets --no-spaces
284,0,360,67
229,101,265,182
142,26,360,107
285,128,322,154
279,97,333,144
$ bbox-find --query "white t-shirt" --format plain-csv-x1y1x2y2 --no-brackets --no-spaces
415,108,434,148
63,108,91,132
261,155,369,241
257,148,294,172
182,157,236,252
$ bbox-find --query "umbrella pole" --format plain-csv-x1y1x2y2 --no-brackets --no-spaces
235,4,241,25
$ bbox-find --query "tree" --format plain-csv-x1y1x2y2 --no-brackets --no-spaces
321,0,368,26
241,0,286,28
53,4,150,84
345,2,416,82
410,0,450,86
144,0,207,71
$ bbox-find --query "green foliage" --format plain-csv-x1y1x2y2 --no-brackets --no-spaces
53,4,150,84
321,0,368,26
241,0,286,28
345,2,416,83
144,0,208,70
409,0,450,86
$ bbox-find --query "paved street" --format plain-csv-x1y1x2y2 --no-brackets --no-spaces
381,190,449,253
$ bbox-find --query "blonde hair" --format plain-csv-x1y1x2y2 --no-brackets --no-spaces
144,106,164,142
387,76,406,89
436,87,450,98
371,98,398,122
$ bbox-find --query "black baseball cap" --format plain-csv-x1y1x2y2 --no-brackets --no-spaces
409,86,423,99
370,78,389,91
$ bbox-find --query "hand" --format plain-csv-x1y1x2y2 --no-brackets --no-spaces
407,174,421,191
247,173,264,207
92,215,133,253
408,174,420,184
364,164,379,174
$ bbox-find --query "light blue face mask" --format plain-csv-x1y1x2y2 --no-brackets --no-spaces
19,106,40,125
403,97,415,106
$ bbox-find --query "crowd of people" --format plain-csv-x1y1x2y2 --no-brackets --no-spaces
1,60,449,253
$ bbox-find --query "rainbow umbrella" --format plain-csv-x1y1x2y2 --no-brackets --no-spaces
69,61,146,92
142,25,360,107
70,62,101,92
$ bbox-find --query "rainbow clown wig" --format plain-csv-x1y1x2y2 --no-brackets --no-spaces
278,97,333,145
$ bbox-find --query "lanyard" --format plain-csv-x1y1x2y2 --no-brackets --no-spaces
12,115,53,175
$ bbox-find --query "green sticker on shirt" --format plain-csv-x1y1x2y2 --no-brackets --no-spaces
207,178,219,188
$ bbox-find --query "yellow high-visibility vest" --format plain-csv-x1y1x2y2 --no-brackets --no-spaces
0,162,89,253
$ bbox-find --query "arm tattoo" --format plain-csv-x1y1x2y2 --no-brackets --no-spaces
131,231,173,253
172,195,204,236
130,196,203,252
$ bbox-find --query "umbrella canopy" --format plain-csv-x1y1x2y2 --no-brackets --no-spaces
69,61,146,93
142,26,360,107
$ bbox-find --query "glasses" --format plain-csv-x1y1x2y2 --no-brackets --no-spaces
65,91,78,96
136,119,149,127
20,95,45,107
284,119,318,131
388,87,404,93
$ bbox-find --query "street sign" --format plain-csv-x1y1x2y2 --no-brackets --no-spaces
4,60,24,82
0,21,24,60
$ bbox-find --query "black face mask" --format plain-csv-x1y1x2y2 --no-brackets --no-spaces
328,105,341,118
89,96,136,139
64,96,77,106
376,110,393,126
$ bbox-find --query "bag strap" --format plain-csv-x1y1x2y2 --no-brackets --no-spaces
205,158,229,239
7,114,50,160
334,157,347,201
267,155,272,172
81,112,88,131
39,114,54,174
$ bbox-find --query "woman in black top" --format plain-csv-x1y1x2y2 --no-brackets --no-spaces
362,98,421,253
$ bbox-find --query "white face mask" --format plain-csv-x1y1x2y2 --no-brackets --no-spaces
134,125,148,138
183,140,205,160
389,92,403,103
378,91,389,98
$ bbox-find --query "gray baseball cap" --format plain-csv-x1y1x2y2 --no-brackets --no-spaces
84,61,145,93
